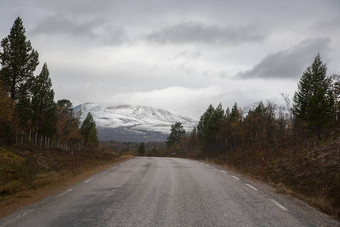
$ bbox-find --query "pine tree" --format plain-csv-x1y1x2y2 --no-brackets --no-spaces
197,103,226,153
31,63,56,136
226,103,243,149
197,104,215,147
57,99,73,118
0,17,39,131
293,54,333,139
166,122,186,148
0,17,39,100
87,127,99,148
80,112,98,146
138,142,145,156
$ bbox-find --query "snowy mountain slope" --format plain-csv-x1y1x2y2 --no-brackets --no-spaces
73,103,198,142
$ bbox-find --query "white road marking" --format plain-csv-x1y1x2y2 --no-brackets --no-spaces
57,188,73,198
232,176,240,180
270,199,288,211
84,178,92,183
246,183,258,191
0,209,35,227
220,170,228,174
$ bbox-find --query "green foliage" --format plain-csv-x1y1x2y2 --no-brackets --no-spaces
80,112,98,147
138,142,145,156
0,17,86,147
197,103,226,153
87,127,99,148
0,17,39,132
293,54,334,139
226,103,243,149
0,17,39,101
197,104,215,148
0,17,36,134
31,63,56,136
57,99,73,114
166,122,186,148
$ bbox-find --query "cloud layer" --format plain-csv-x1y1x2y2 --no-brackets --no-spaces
1,0,340,116
237,38,331,79
31,15,128,45
148,22,266,45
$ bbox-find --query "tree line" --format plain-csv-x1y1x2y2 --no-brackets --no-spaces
0,17,98,149
168,54,340,155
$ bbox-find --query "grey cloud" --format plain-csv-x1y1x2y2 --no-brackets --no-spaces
147,21,265,45
172,50,203,60
237,38,331,79
31,15,127,45
310,17,340,33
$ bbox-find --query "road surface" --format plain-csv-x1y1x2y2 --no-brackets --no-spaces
0,157,338,226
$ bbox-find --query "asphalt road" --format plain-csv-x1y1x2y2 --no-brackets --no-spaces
0,157,339,227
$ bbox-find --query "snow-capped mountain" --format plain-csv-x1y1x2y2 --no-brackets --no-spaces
73,103,198,142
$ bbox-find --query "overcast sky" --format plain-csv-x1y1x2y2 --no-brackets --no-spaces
1,0,340,116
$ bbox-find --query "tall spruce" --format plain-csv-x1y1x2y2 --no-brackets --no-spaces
138,142,145,156
197,104,215,148
197,104,226,152
31,63,56,136
80,112,98,147
0,17,39,130
226,103,243,149
166,122,186,148
87,127,99,148
293,54,333,139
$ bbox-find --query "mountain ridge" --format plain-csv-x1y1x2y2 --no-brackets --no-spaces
73,103,198,142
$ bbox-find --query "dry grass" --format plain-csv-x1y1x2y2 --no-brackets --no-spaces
194,136,340,220
0,145,133,218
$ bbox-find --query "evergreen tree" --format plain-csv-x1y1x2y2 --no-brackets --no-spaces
197,104,215,148
87,127,99,148
293,54,333,139
0,17,39,100
80,112,98,146
31,63,56,136
226,103,243,149
197,103,226,153
166,122,186,148
57,99,74,122
0,17,39,131
208,103,226,152
138,142,145,156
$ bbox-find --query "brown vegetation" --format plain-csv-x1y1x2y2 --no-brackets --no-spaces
0,144,132,217
200,136,340,219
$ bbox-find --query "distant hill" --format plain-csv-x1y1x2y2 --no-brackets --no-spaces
73,103,198,142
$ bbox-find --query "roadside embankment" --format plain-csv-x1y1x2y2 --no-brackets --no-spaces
0,145,133,217
195,137,340,220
